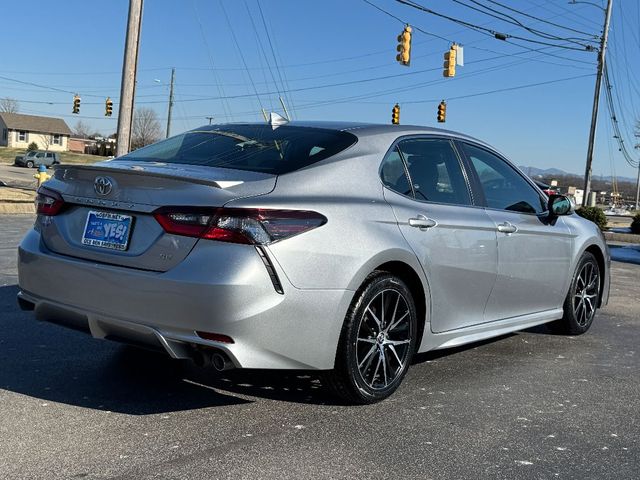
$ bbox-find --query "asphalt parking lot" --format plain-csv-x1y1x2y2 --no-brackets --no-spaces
1,214,638,479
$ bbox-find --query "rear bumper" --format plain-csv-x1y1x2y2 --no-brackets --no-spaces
18,228,353,370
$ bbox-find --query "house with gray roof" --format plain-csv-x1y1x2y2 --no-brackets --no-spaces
0,112,72,152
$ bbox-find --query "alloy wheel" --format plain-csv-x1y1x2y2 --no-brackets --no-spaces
355,288,412,390
573,261,600,327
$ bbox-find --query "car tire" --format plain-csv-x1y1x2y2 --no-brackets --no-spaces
26,161,34,168
551,251,600,335
324,272,418,404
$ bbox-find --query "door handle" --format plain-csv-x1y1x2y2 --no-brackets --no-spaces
409,215,437,229
497,221,518,234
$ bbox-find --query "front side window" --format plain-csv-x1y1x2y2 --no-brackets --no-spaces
121,125,357,175
18,131,27,142
397,138,472,206
462,143,545,214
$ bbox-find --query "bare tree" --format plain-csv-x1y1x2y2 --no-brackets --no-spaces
131,107,161,150
73,120,92,138
0,97,19,113
38,133,52,151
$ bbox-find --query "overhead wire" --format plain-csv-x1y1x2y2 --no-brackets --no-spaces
603,64,639,168
218,0,264,121
257,0,296,118
484,0,598,38
449,0,597,46
395,0,596,51
191,0,234,121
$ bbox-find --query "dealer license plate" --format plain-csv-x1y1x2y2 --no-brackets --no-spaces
81,211,133,251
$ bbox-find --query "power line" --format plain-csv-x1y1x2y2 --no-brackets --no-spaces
219,0,264,120
256,0,296,118
395,0,596,51
603,64,639,168
191,0,234,121
485,0,597,38
361,0,596,67
449,0,596,47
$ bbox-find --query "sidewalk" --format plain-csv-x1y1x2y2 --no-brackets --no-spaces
0,187,35,214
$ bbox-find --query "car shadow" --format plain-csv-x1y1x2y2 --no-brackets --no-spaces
0,285,341,413
1,283,564,412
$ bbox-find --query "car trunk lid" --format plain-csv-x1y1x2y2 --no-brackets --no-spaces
38,161,276,272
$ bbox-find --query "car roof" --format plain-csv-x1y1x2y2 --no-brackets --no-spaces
193,121,494,149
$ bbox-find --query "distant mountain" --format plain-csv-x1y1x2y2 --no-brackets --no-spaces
518,166,636,184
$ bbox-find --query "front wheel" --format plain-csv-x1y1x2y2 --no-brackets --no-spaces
26,160,34,168
552,251,601,335
324,272,417,404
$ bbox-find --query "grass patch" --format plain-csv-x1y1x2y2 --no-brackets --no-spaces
0,147,105,165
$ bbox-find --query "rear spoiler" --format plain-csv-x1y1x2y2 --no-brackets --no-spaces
53,163,227,189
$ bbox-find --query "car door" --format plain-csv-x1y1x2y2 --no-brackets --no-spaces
458,141,573,321
45,152,54,166
34,152,45,166
381,136,498,333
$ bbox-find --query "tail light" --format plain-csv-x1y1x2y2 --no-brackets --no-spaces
153,207,327,245
35,186,65,216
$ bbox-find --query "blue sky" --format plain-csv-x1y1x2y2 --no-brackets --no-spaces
1,0,639,179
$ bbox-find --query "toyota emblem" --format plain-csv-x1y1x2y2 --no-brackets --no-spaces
94,176,114,196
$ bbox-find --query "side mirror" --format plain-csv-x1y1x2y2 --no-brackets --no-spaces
548,194,574,216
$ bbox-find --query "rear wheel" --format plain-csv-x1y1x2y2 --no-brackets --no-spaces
552,252,600,335
325,272,417,404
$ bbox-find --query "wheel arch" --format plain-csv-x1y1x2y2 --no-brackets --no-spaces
373,260,428,349
583,243,607,308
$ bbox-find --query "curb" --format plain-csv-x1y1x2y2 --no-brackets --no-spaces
604,231,640,244
0,203,35,214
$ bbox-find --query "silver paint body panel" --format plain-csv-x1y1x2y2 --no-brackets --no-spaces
17,122,610,370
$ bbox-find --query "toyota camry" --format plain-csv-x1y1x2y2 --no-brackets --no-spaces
17,121,610,403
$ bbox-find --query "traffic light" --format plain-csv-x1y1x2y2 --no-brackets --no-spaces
72,95,81,114
437,100,446,123
392,103,400,125
396,25,412,66
443,45,457,77
105,97,113,117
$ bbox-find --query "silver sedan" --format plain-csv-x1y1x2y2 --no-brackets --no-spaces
17,122,610,403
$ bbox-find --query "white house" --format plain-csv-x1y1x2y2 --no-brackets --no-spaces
0,112,72,152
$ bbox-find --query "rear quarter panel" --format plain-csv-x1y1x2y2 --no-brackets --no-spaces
562,214,611,305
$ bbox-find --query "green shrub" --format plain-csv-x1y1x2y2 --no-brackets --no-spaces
631,213,640,234
576,206,607,231
27,142,38,151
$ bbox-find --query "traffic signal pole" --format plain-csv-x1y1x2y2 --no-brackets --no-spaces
581,0,613,207
116,0,144,157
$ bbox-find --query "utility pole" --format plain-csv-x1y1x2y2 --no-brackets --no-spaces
206,116,215,125
166,67,175,138
581,0,613,207
635,162,640,210
116,0,144,157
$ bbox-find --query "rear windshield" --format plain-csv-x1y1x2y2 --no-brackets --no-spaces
120,125,358,175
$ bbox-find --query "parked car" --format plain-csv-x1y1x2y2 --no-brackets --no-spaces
534,179,558,197
17,122,610,404
14,150,60,168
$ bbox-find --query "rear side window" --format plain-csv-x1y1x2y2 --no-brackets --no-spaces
397,138,472,206
121,125,357,175
380,147,412,196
